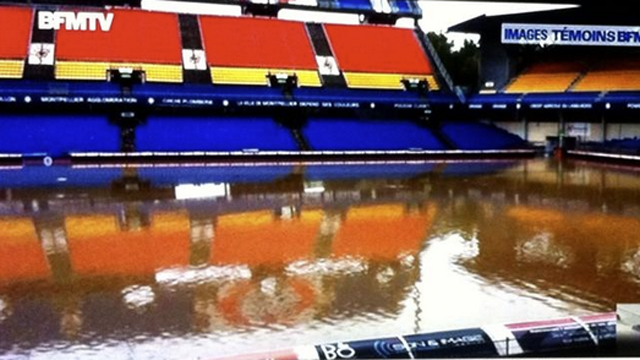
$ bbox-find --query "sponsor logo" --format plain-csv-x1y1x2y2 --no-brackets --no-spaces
318,343,356,360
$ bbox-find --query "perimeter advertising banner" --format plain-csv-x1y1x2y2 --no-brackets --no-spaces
502,23,640,46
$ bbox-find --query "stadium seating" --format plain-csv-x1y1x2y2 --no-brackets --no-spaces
324,24,438,90
440,122,526,150
573,58,640,91
55,9,183,83
389,0,422,16
505,57,640,93
505,61,585,93
136,116,299,152
199,15,321,87
0,115,121,156
334,0,373,11
303,118,446,150
0,7,31,79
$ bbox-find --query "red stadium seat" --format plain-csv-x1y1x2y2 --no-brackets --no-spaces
200,15,321,86
0,6,32,79
324,24,437,90
55,8,183,83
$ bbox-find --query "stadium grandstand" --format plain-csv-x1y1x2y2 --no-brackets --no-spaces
0,0,534,163
449,4,640,162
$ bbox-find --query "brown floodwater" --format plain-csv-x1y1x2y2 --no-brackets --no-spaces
0,158,639,359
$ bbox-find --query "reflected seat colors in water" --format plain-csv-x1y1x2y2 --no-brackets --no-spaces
0,159,639,359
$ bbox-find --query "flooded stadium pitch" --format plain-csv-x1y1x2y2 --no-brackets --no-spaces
0,159,639,359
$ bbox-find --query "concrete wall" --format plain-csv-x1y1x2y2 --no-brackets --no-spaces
526,122,558,144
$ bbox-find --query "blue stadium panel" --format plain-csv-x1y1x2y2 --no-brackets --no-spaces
0,80,122,98
305,163,438,180
441,122,526,150
390,0,422,16
522,92,600,104
468,93,521,105
335,0,373,11
136,116,298,152
0,167,123,189
134,83,286,100
304,118,446,150
602,91,640,103
0,115,120,156
137,166,295,185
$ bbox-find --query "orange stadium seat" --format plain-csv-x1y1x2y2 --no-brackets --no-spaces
505,61,585,93
324,24,438,90
0,218,50,284
211,209,323,268
0,7,32,79
55,9,183,83
332,203,437,261
66,212,190,277
200,16,321,87
573,58,640,92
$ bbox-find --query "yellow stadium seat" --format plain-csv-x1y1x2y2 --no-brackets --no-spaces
344,73,440,90
573,70,640,92
210,67,321,87
0,60,24,79
55,61,182,83
505,73,580,93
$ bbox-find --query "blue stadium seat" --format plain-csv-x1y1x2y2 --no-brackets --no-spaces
304,118,446,150
390,0,422,16
335,0,373,11
136,116,298,152
440,122,526,150
0,115,120,156
604,137,640,150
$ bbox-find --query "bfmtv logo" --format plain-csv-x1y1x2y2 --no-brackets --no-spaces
38,11,114,32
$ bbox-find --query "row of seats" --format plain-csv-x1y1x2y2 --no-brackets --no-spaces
505,58,640,93
0,6,437,90
0,115,526,155
440,122,527,150
581,137,640,155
